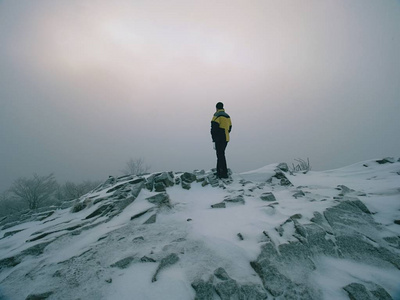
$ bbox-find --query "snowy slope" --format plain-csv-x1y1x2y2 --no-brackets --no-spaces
0,158,399,300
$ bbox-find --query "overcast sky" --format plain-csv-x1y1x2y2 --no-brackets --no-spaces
1,0,399,191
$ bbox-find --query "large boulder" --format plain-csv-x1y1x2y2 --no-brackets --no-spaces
145,193,171,208
154,172,175,192
181,172,197,183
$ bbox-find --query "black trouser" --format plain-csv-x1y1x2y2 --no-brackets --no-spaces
215,141,228,178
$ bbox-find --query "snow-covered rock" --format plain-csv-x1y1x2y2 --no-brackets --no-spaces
0,159,399,299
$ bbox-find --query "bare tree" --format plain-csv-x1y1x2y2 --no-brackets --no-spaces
9,173,58,210
122,158,151,175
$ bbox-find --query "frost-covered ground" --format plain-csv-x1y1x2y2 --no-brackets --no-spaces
0,158,399,300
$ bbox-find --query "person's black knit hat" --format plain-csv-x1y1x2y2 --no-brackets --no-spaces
216,102,224,109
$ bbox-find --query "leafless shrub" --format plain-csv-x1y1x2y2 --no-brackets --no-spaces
289,158,311,174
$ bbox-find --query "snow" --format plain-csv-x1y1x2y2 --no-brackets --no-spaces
240,164,277,182
311,257,400,300
0,158,399,299
107,263,195,300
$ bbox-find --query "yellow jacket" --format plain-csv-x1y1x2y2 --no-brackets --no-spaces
211,109,232,142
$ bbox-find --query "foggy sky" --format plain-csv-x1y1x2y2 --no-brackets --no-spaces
1,0,399,192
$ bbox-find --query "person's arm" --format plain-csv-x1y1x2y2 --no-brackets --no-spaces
211,118,220,142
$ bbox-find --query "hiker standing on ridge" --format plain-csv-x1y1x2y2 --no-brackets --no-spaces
211,102,232,179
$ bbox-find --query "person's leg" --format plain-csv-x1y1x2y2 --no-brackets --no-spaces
215,141,228,178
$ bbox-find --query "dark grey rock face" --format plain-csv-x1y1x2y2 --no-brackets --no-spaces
182,181,192,190
336,184,355,195
154,181,166,192
181,172,197,183
343,282,394,300
213,268,240,300
272,170,293,186
323,199,400,269
297,223,337,256
140,256,156,263
149,172,174,192
145,193,171,208
154,172,175,189
376,157,395,164
192,268,268,300
2,229,25,238
370,284,394,300
384,236,400,249
260,192,276,202
152,253,179,282
291,213,302,220
324,199,376,237
250,260,282,296
336,235,400,269
192,278,214,300
239,285,268,300
250,242,294,297
224,195,245,204
277,162,289,172
251,197,399,299
310,211,333,234
85,203,114,219
110,256,135,269
206,173,219,187
145,174,156,191
215,279,240,300
25,291,54,300
72,179,145,219
100,176,116,190
130,208,153,221
211,202,226,209
133,236,145,242
0,241,54,271
292,190,305,198
0,256,20,270
143,214,157,224
22,241,53,257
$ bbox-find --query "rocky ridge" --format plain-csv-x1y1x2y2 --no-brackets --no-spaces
0,158,399,299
